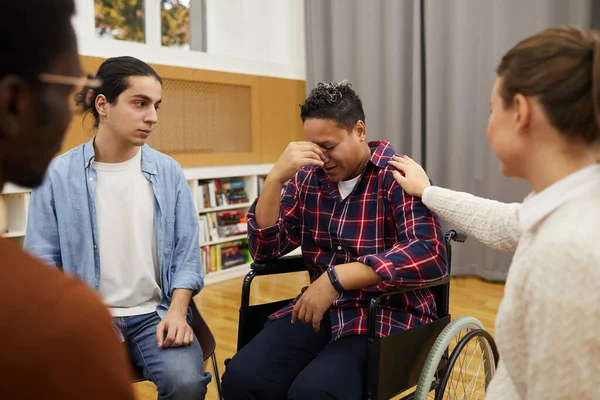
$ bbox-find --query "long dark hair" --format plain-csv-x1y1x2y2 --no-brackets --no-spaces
496,26,600,144
75,56,162,128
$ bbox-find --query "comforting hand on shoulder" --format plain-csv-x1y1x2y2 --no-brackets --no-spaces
291,272,338,332
156,312,194,348
387,155,431,198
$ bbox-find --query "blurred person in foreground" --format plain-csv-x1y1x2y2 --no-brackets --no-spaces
0,1,134,399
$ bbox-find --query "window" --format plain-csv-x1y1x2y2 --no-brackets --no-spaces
161,0,190,49
161,0,206,52
94,0,205,51
95,0,145,43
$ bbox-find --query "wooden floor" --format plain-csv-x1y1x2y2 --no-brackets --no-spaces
133,274,504,400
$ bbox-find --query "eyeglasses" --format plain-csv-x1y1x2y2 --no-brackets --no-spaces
38,73,102,89
38,73,102,115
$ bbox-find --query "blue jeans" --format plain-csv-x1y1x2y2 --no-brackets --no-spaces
114,312,212,400
222,314,366,400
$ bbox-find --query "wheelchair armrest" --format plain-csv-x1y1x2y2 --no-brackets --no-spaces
374,276,451,300
250,254,308,276
367,277,451,338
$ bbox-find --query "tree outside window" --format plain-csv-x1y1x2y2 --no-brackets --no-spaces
94,0,194,49
95,0,145,43
161,0,191,50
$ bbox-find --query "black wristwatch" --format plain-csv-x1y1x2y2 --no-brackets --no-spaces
326,266,345,293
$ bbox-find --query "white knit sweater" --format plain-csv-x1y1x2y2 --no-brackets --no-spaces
422,165,600,399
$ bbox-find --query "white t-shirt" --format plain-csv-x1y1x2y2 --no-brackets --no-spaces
337,175,361,200
93,149,161,317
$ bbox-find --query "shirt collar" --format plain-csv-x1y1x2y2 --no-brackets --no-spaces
367,140,397,168
83,136,158,175
519,164,600,232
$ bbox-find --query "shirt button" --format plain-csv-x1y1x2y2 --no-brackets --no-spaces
92,209,96,214
89,177,94,182
337,246,342,251
93,245,97,249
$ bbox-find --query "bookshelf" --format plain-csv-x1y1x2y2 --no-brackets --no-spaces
0,184,30,248
1,163,302,286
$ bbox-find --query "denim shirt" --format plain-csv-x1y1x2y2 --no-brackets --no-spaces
24,138,204,318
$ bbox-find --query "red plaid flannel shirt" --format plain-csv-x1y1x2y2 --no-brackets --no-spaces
247,141,447,341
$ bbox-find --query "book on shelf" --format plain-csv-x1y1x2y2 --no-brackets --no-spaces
258,175,289,198
258,175,265,196
197,178,249,210
201,239,250,274
198,213,217,245
198,209,248,246
216,210,247,237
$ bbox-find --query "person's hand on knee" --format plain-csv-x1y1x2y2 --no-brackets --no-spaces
156,314,194,348
291,273,338,331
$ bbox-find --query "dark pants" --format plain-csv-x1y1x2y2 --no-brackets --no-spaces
222,314,366,400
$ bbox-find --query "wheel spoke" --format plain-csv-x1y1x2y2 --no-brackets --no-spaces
469,358,484,399
464,340,482,397
438,330,493,400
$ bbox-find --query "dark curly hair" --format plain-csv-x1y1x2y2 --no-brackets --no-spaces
300,81,365,131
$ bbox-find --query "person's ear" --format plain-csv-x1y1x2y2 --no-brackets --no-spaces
354,120,366,141
0,75,36,140
95,94,108,118
513,93,532,136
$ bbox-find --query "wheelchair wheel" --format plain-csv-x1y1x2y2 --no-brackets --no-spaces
413,316,499,400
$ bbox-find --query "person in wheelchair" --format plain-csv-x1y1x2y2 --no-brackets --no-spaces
222,81,448,399
389,26,600,399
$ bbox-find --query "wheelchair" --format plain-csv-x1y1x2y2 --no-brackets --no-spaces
232,230,499,400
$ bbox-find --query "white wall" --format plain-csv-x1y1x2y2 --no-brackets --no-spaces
206,0,305,71
72,0,306,80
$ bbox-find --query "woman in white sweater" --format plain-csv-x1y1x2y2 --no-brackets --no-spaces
389,26,600,399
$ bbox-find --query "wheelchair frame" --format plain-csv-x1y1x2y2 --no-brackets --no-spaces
234,230,498,400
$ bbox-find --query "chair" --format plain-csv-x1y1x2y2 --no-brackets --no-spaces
131,301,223,400
231,230,499,400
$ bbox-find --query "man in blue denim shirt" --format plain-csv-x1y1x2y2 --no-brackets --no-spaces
25,56,210,400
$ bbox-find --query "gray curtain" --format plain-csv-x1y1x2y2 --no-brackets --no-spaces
305,0,422,154
305,0,594,281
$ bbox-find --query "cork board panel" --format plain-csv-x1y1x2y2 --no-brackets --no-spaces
258,76,306,163
147,79,252,154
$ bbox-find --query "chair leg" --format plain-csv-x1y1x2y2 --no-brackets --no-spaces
211,352,223,400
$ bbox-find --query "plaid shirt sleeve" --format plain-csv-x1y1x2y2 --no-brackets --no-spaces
357,173,448,292
247,172,303,261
